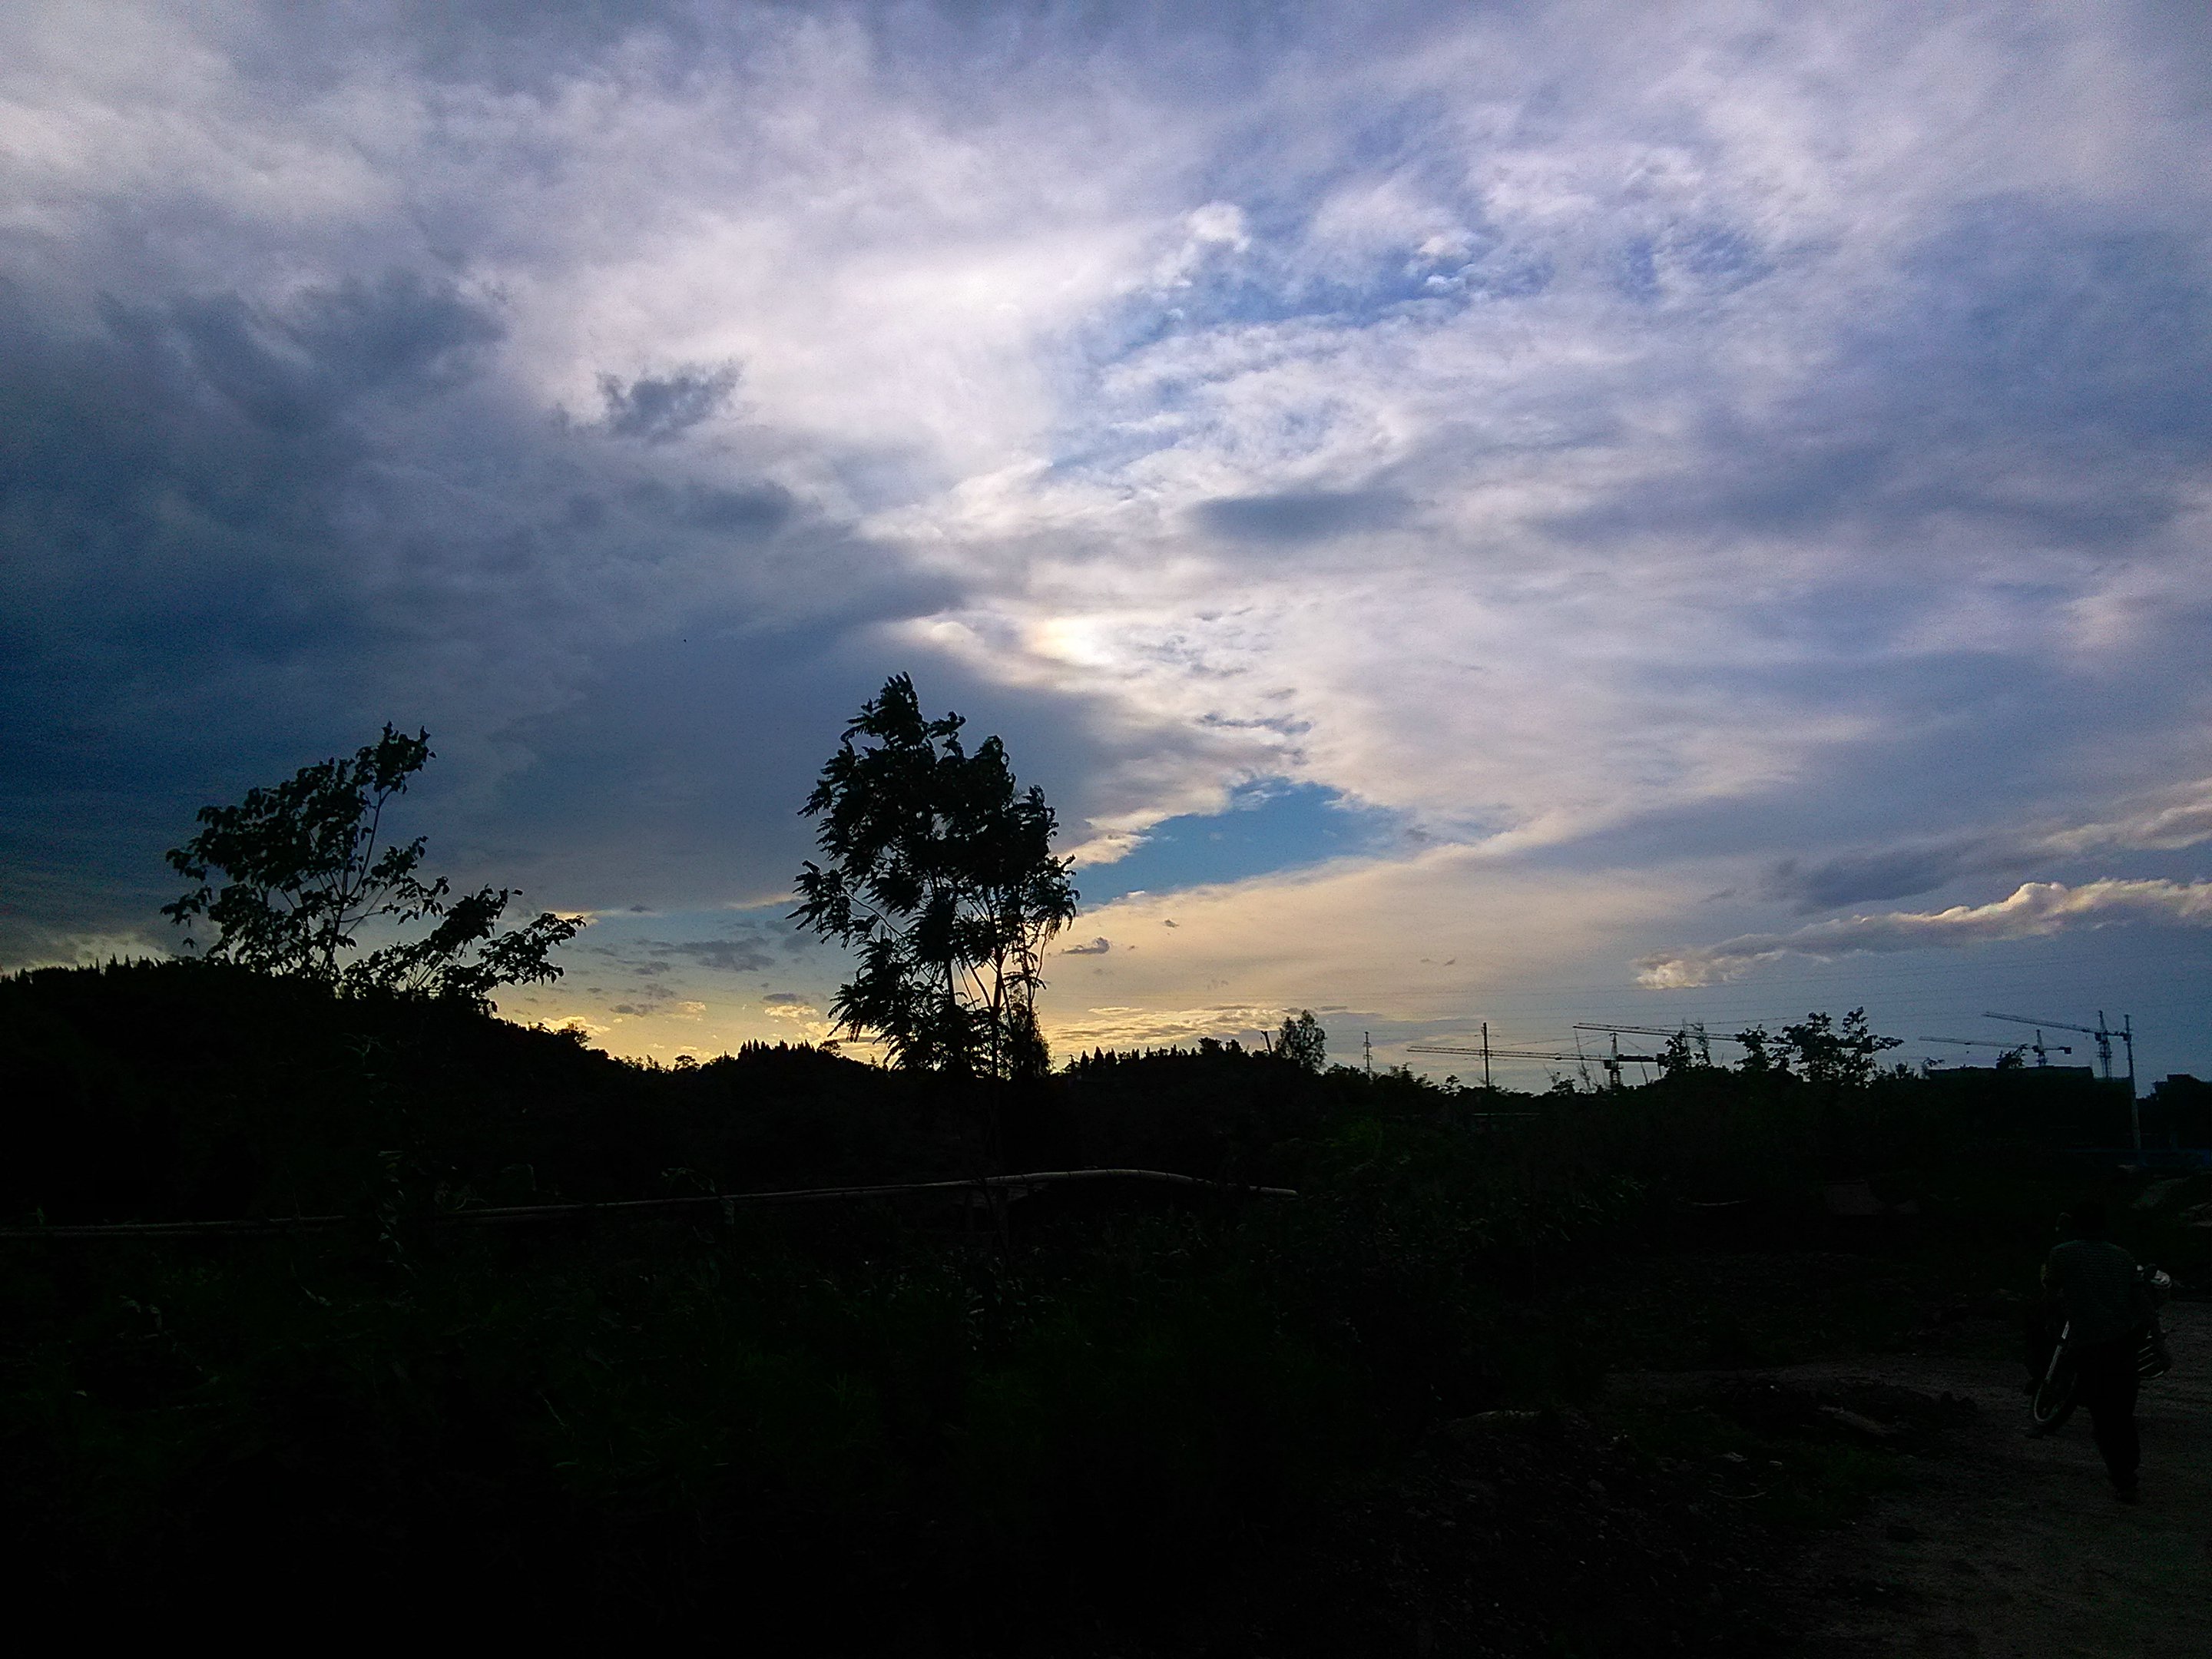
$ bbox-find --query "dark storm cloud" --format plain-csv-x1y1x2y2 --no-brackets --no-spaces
1194,488,1408,544
622,478,795,535
179,270,506,426
1762,840,2013,912
598,363,740,444
0,268,508,929
0,254,909,961
0,269,502,633
1759,782,2212,913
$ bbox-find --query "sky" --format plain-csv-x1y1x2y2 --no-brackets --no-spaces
5,0,2210,1091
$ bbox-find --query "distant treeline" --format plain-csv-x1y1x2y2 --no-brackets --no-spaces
4,959,2200,1230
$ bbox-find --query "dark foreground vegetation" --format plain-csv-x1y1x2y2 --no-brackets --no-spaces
5,961,2209,1649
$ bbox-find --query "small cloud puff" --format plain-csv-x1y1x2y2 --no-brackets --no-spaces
1186,203,1250,250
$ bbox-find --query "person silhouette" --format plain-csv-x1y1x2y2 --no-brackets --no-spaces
2041,1200,2152,1500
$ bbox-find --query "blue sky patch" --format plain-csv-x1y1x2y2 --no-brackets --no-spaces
1076,781,1402,905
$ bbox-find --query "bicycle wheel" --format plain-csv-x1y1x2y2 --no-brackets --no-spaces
2031,1346,2078,1433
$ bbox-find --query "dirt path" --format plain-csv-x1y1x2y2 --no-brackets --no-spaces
1777,1299,2212,1657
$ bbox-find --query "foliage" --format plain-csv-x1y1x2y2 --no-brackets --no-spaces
163,725,581,1007
1274,1008,1327,1071
793,675,1078,1078
1780,1007,1904,1086
1733,1008,1902,1085
1734,1022,1786,1077
1659,1024,1717,1075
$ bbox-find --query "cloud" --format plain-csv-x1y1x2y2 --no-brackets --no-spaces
1637,879,2212,988
1557,204,2212,555
641,937,780,975
1193,489,1409,544
1061,936,1113,955
8,2,2212,1076
605,977,710,1018
597,363,740,443
1764,780,2212,911
2039,789,2212,858
760,994,830,1036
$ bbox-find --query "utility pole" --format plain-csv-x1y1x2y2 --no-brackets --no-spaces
1482,1021,1492,1090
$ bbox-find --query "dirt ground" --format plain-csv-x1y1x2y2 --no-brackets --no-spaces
1775,1299,2212,1657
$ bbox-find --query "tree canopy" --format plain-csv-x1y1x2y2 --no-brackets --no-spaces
163,725,581,1007
1731,1008,1902,1086
793,675,1078,1078
1275,1009,1327,1071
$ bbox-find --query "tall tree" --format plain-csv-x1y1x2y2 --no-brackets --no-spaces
1274,1009,1327,1071
793,675,1078,1078
164,725,581,1008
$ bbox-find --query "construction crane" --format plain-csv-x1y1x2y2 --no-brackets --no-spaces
1570,1026,1667,1089
1408,1028,1599,1091
1919,1034,2071,1067
1985,1010,2139,1150
1573,1022,1723,1066
1409,1028,1657,1090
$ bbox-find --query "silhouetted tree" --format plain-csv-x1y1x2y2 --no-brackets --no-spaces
1275,1009,1326,1071
1780,1007,1901,1087
163,725,581,1008
1734,1023,1785,1078
793,675,1078,1078
1658,1026,1715,1076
